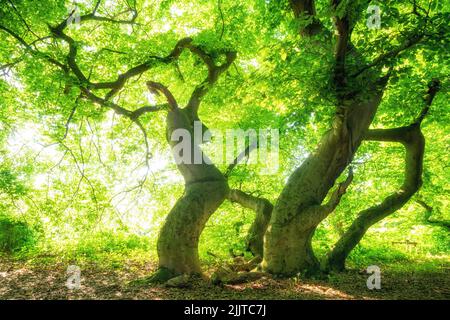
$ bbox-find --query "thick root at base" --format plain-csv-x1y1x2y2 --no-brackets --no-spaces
128,267,179,287
147,267,180,283
229,256,262,272
129,268,206,288
210,257,268,285
211,267,269,285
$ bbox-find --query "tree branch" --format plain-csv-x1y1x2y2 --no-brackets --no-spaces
185,44,237,115
130,104,169,120
414,78,440,124
146,81,178,110
325,79,441,272
228,189,273,257
225,140,258,178
49,16,186,99
332,0,352,96
302,167,353,227
0,24,68,72
7,0,41,39
289,0,326,36
52,6,137,35
351,32,425,78
416,199,450,230
321,167,353,214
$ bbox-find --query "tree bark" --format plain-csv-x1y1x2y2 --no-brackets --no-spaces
325,125,425,271
153,107,229,281
262,83,387,276
228,189,273,257
148,47,235,281
289,0,323,36
324,80,440,272
416,199,450,230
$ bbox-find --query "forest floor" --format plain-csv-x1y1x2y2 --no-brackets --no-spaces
0,257,449,300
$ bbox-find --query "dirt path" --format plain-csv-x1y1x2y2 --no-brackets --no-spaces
0,259,449,300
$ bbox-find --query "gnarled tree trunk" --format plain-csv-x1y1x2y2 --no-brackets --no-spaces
325,125,424,271
262,84,387,276
147,46,235,281
155,107,229,280
228,189,273,257
324,80,440,271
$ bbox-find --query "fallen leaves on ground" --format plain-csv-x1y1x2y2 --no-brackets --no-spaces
0,259,448,300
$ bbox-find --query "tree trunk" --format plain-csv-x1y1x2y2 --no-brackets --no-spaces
324,79,440,272
157,180,228,276
147,47,235,281
154,108,228,280
228,189,273,257
325,124,425,271
262,85,386,276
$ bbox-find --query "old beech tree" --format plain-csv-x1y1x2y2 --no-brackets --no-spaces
0,0,446,282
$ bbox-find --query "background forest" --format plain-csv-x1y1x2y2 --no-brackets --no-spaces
0,0,448,299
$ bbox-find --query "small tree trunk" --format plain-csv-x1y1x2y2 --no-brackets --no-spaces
263,223,319,275
228,189,273,257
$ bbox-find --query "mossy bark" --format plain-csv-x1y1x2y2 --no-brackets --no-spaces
157,180,228,275
262,87,386,276
325,124,425,272
228,189,273,257
155,108,228,278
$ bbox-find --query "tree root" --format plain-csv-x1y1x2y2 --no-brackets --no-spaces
211,267,269,285
128,267,179,287
229,256,262,272
211,256,269,285
128,257,269,288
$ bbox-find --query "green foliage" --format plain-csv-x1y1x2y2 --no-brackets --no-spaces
59,231,153,268
0,0,448,273
0,168,26,197
0,216,36,253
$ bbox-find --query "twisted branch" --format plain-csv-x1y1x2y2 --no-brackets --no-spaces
228,189,273,257
325,80,441,272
